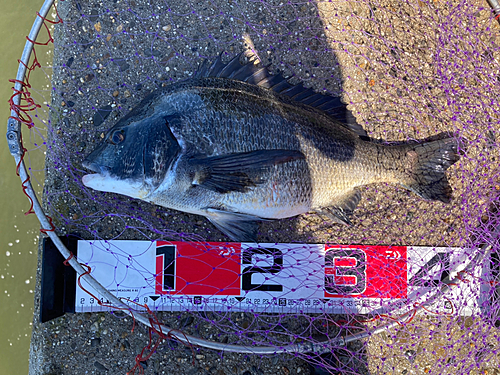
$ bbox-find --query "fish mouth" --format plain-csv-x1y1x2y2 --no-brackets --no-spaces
82,159,109,175
81,160,113,190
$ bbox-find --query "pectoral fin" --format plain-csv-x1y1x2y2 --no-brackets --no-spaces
316,189,361,226
191,149,305,193
204,208,268,241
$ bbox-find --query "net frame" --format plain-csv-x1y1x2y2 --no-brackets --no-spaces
6,0,500,368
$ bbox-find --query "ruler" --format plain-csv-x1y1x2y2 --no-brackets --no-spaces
68,240,493,316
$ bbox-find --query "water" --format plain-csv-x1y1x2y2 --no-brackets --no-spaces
0,1,52,374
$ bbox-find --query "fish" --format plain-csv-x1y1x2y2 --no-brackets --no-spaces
82,52,462,241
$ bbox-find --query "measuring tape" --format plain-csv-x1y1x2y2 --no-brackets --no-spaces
40,238,494,321
75,241,492,316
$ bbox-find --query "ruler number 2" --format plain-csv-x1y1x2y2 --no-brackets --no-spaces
242,247,284,292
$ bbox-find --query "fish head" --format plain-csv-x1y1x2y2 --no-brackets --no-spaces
82,114,181,200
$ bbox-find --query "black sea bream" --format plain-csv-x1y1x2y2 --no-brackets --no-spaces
82,53,461,241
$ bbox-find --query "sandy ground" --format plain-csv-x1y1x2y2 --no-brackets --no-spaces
28,0,500,374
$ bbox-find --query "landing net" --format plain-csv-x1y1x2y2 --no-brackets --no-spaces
8,0,500,374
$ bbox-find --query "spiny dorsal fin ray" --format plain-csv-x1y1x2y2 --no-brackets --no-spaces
242,66,271,85
302,93,329,106
206,53,226,77
217,54,245,78
195,52,365,137
193,59,210,79
268,78,293,93
279,84,307,97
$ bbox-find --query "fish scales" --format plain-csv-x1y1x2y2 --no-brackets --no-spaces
82,54,462,241
167,79,387,208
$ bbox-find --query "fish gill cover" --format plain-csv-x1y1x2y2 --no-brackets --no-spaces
9,0,500,374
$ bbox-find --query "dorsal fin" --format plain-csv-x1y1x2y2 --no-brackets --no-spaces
194,52,366,137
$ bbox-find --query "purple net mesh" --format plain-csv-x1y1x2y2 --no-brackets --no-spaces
13,0,500,373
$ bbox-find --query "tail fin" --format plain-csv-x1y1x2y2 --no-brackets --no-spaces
401,136,462,203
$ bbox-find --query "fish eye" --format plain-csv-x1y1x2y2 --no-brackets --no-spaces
108,129,125,145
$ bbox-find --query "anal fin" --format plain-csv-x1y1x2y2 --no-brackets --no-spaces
315,189,362,225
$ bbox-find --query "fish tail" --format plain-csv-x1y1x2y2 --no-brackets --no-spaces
399,136,463,203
